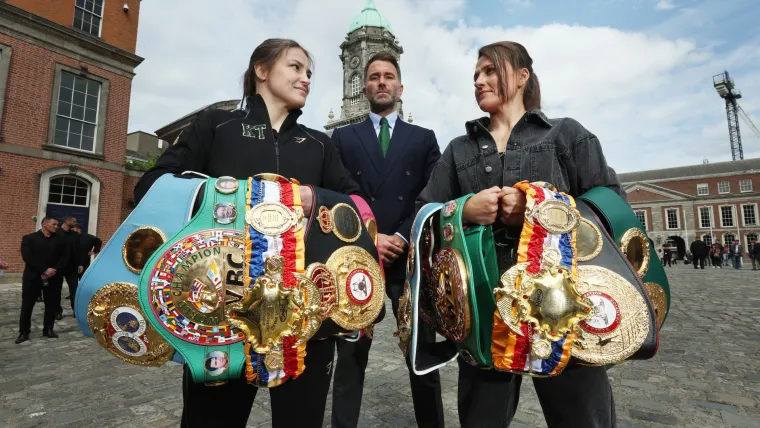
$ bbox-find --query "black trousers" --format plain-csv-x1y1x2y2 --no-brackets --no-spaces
19,275,62,334
458,358,616,428
693,256,705,269
331,282,444,428
59,271,78,313
181,337,336,428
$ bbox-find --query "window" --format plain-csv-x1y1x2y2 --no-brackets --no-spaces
740,179,753,193
747,233,758,249
720,206,734,227
48,176,89,206
0,45,11,131
697,183,709,196
702,234,713,246
73,0,103,37
666,208,679,230
723,234,735,246
718,181,730,194
699,207,712,228
53,72,100,152
634,210,647,229
743,204,757,226
350,74,362,97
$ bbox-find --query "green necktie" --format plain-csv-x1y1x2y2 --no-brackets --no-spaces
379,117,391,157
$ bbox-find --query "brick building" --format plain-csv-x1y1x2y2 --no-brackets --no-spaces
620,158,760,260
0,0,143,281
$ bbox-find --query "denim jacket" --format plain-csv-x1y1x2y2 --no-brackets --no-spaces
418,110,626,205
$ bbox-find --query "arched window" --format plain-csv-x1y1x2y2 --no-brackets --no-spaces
48,176,89,206
350,74,362,97
702,234,713,246
723,233,735,246
746,233,758,248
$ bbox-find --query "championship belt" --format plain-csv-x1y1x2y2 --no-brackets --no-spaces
76,173,384,388
74,174,204,366
402,181,665,376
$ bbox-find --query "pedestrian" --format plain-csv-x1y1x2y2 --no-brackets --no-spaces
729,239,743,269
56,216,82,317
71,224,102,279
752,238,760,271
0,257,8,278
663,246,672,267
16,216,69,344
330,52,444,428
135,39,361,428
710,245,723,268
416,40,622,428
722,245,729,266
689,237,708,269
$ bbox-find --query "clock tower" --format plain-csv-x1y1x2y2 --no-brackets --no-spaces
324,0,405,131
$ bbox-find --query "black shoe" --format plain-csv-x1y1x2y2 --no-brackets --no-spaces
15,333,30,344
55,313,63,321
65,295,71,300
42,329,58,338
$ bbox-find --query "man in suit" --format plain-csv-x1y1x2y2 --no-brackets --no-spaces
56,216,82,317
330,52,443,428
16,216,69,343
689,237,708,269
71,224,102,278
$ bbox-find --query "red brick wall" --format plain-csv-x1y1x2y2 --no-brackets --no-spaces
628,189,671,203
653,174,757,197
6,0,140,53
0,153,125,274
0,34,132,165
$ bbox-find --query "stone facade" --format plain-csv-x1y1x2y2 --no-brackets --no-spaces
620,158,760,258
0,1,143,281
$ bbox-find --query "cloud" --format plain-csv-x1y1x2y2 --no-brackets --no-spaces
128,0,760,173
655,0,677,10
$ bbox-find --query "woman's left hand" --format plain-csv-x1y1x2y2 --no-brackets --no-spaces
299,186,314,216
498,187,527,225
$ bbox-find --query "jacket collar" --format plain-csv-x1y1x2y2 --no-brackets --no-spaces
465,108,552,139
244,94,303,133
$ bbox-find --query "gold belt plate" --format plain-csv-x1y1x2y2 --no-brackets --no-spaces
245,202,298,236
431,246,471,343
326,246,385,331
572,265,650,365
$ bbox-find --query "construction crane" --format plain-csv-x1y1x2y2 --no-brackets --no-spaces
713,71,760,161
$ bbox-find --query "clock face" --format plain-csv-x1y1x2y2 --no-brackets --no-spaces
350,56,360,68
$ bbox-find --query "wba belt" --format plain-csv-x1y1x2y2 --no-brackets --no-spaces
76,173,384,388
400,182,669,376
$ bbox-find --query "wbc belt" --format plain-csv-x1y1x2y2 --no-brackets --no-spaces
401,181,666,376
77,173,384,388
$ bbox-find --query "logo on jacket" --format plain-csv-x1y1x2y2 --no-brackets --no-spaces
294,137,306,144
242,123,266,139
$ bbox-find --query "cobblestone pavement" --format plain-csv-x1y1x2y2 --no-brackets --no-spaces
1,264,759,427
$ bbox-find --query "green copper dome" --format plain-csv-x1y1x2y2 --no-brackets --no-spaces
348,0,393,34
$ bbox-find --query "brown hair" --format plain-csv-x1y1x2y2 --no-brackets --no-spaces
364,51,401,82
243,38,313,98
477,42,541,110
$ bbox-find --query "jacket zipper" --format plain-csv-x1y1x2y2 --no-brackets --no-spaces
272,129,280,174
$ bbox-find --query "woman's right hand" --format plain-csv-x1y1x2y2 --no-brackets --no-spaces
462,187,501,225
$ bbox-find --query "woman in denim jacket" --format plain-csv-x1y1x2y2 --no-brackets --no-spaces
417,41,624,428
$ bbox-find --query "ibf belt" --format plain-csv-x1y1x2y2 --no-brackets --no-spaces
491,182,651,375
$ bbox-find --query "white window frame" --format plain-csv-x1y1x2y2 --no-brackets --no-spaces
73,0,105,38
719,205,735,228
634,210,647,230
48,175,91,207
696,183,709,196
665,208,680,230
698,206,713,229
718,181,730,194
739,179,753,193
349,73,362,97
742,203,758,227
0,44,12,132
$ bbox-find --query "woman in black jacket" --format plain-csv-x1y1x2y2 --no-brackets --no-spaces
417,41,622,428
135,39,360,428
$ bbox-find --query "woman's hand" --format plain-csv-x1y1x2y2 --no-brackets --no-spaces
498,187,527,225
299,185,314,216
462,187,501,225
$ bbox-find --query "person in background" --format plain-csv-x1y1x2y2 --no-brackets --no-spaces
729,239,743,269
751,238,760,271
662,246,672,267
56,216,82,317
689,237,708,270
722,245,729,267
16,217,69,344
71,224,102,279
710,244,723,269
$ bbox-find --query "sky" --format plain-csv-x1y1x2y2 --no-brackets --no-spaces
127,0,760,173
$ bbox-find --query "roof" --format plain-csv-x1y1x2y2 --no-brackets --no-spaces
618,157,760,183
349,0,393,34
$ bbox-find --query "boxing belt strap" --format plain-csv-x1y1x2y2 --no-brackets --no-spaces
76,174,204,366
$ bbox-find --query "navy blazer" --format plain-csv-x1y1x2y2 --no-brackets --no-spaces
332,117,440,283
